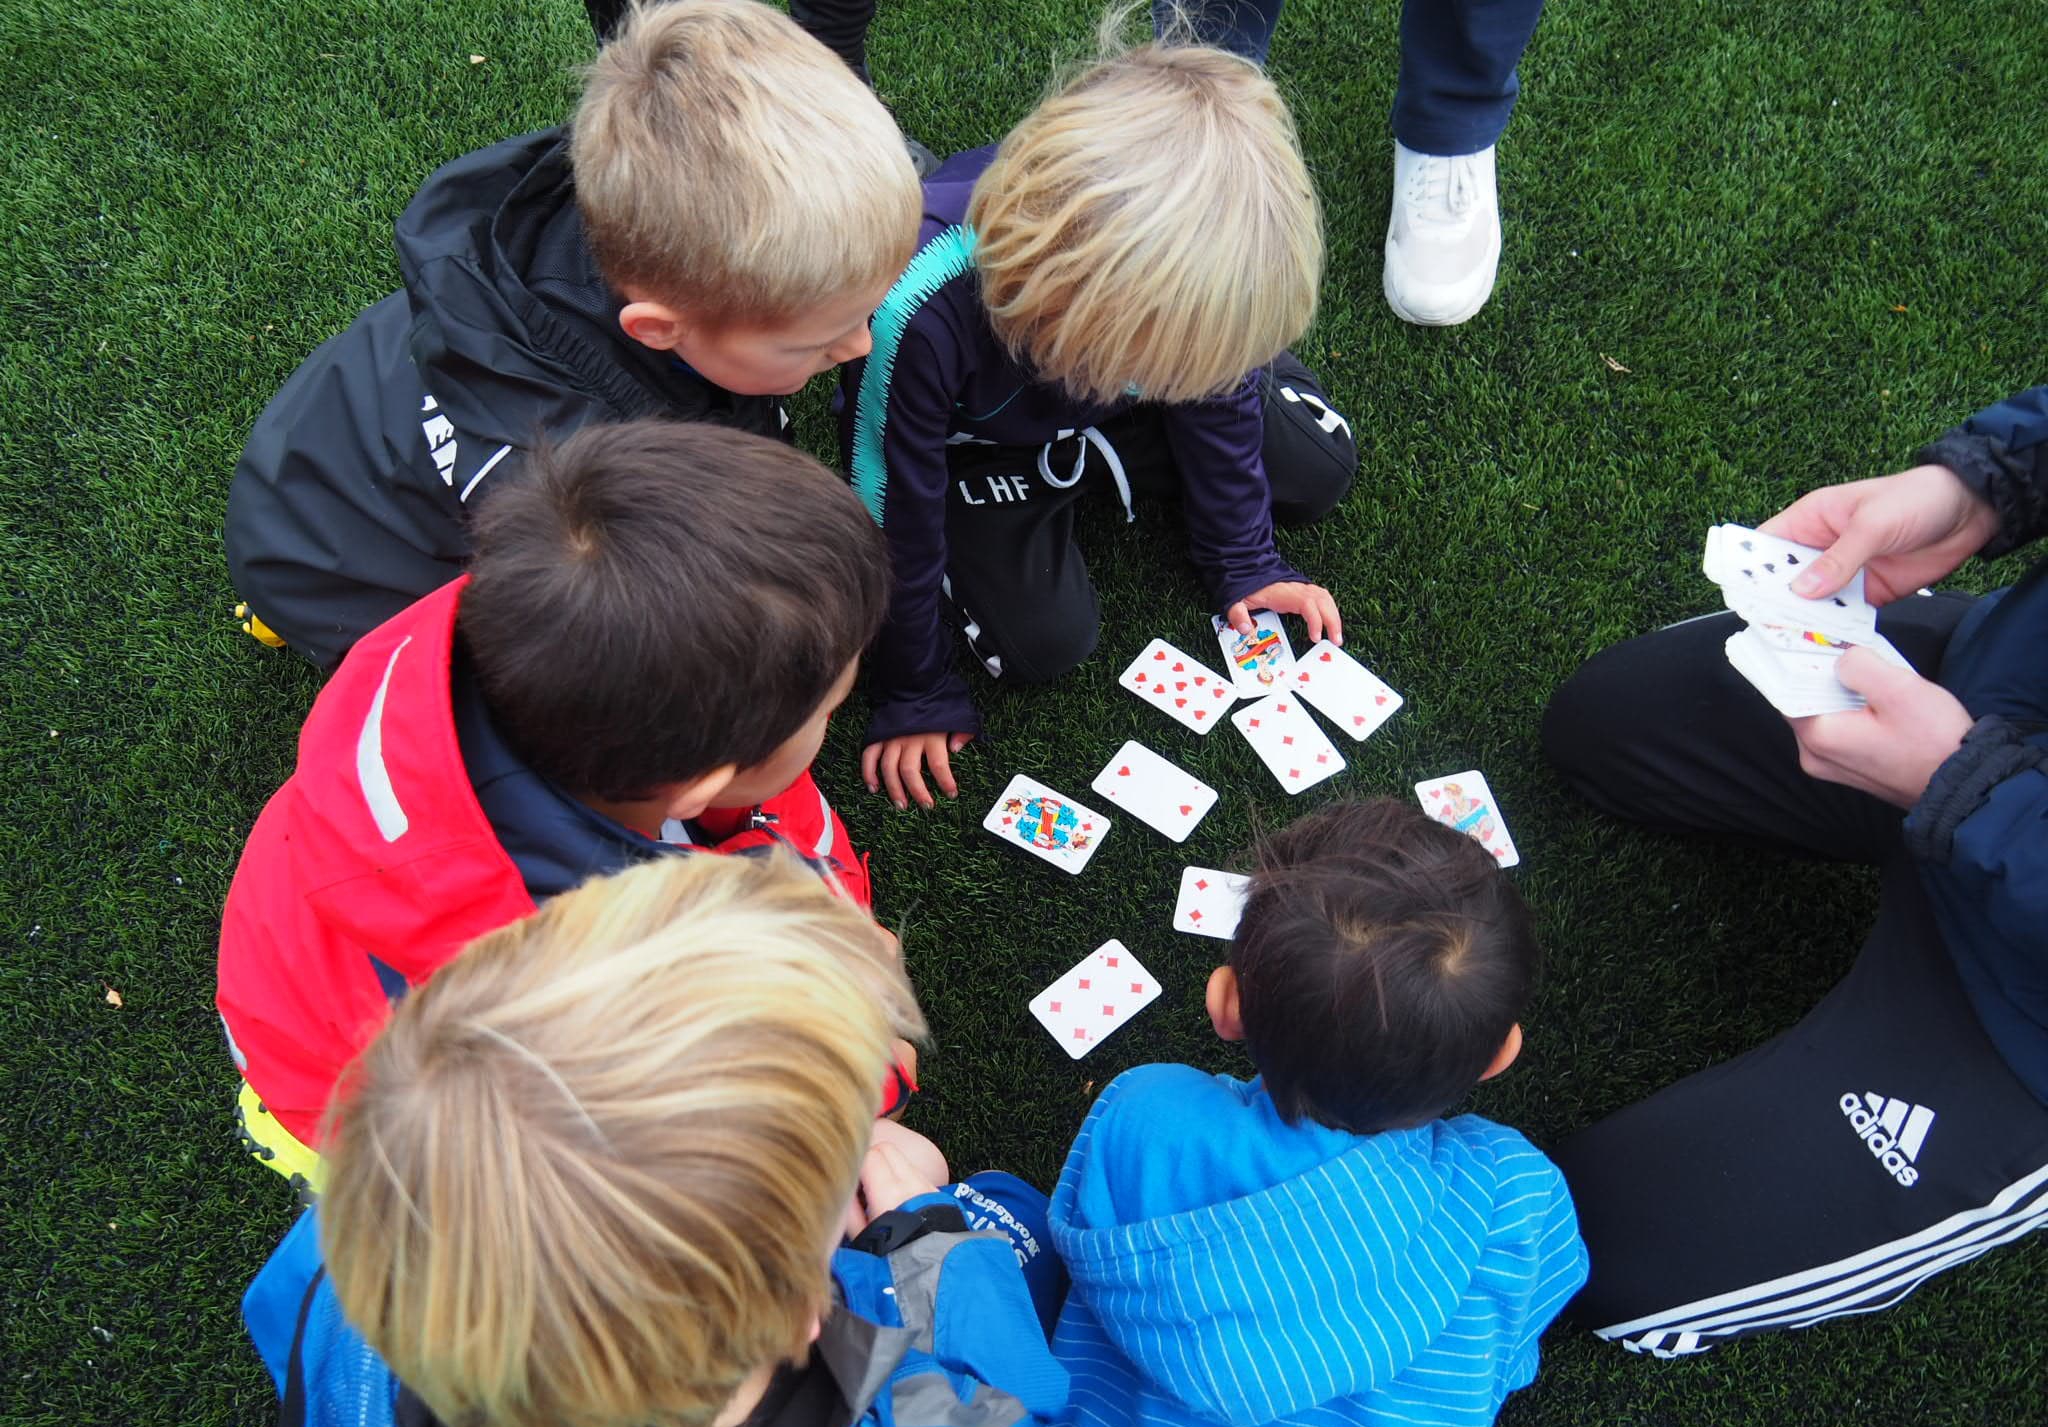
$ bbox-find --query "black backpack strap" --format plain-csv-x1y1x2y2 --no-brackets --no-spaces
393,1386,444,1427
275,1267,326,1427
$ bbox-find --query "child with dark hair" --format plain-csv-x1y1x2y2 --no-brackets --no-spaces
217,420,902,1195
1047,799,1588,1427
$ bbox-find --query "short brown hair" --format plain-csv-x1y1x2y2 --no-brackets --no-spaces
1231,799,1540,1134
572,0,920,324
460,421,889,801
322,852,924,1427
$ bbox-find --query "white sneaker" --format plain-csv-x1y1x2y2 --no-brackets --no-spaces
1383,141,1502,326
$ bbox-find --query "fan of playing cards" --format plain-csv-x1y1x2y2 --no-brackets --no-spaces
980,615,1525,1060
1704,523,1911,718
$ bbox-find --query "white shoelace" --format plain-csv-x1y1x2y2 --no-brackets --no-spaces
1406,153,1481,224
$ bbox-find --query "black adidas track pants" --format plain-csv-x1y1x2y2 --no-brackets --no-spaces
1540,595,2048,1355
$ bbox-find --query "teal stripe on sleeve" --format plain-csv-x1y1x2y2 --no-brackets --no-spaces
850,224,977,524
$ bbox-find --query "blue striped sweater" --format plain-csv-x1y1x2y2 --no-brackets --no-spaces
1049,1066,1588,1427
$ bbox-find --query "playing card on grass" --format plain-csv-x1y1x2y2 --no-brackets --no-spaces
1288,641,1403,741
981,774,1110,874
1118,638,1237,733
1091,740,1218,842
1030,939,1162,1059
1414,770,1520,868
1173,866,1251,939
1231,695,1345,794
1214,611,1296,698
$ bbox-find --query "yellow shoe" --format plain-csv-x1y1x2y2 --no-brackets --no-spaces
234,602,287,649
235,1079,325,1202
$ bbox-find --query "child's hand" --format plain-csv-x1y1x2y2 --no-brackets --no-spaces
862,732,974,810
844,1126,947,1238
1227,581,1343,645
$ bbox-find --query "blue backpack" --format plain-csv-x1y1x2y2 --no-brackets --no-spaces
243,1211,426,1427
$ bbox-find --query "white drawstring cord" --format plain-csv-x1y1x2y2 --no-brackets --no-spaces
1035,427,1134,522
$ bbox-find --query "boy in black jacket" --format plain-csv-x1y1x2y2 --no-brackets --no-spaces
228,0,920,668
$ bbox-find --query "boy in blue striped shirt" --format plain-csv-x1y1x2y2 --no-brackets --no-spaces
1048,799,1588,1427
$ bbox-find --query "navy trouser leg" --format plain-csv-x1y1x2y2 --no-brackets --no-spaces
1159,0,1286,62
1392,0,1547,156
787,0,880,81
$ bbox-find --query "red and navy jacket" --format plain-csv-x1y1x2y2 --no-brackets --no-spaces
216,577,875,1146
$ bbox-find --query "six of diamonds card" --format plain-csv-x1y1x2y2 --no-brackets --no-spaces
1230,695,1345,794
1029,939,1163,1059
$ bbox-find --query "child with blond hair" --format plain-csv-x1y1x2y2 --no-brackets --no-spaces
243,852,1067,1427
229,0,921,669
842,19,1359,809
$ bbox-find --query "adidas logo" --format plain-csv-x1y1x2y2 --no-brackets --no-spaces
1838,1092,1934,1187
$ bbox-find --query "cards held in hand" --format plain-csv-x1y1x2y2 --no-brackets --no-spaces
1703,522,1908,718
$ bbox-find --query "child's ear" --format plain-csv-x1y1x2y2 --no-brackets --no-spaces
1479,1023,1524,1082
1206,965,1245,1042
659,765,739,823
618,296,688,352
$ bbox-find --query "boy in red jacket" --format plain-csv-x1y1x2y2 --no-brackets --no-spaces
217,421,896,1193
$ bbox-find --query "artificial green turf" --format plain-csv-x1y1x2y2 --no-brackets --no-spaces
2,0,2044,1422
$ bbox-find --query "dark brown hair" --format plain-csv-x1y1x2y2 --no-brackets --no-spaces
459,421,889,801
1230,798,1540,1135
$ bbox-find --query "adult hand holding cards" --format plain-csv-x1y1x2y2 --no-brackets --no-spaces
1704,523,1909,718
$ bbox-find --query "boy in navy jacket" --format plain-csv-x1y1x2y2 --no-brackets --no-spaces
840,33,1358,810
1049,800,1587,1427
228,0,919,668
